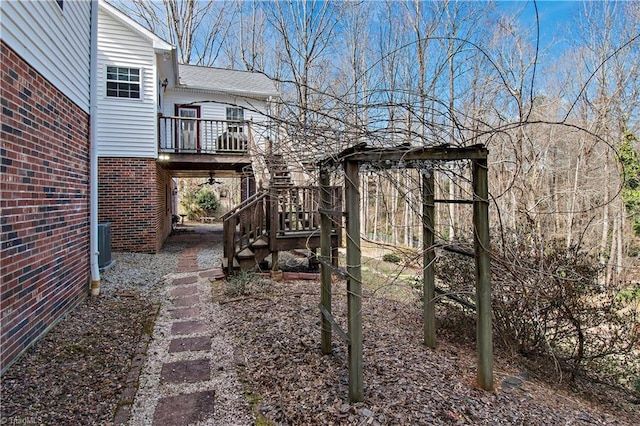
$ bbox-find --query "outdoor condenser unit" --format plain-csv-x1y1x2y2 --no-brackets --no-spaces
98,222,112,270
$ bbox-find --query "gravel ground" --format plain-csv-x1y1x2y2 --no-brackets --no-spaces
101,246,185,298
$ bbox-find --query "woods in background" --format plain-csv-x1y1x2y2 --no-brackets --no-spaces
120,0,640,282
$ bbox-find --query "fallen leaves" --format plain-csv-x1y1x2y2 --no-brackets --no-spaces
220,279,639,425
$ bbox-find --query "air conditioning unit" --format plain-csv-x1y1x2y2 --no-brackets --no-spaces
98,222,113,271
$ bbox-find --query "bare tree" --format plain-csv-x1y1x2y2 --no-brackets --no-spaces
115,0,234,66
264,0,341,140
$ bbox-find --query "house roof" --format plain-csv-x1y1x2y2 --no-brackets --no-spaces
177,64,279,99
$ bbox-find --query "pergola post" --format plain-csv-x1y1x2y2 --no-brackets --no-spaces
422,171,436,349
345,159,363,403
319,167,333,355
473,158,493,390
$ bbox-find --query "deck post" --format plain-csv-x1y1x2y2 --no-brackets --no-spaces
473,158,493,390
223,216,236,273
268,187,279,270
422,170,436,349
344,159,363,403
319,168,333,355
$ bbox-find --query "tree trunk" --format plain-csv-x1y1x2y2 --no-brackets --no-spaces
373,174,380,241
566,143,583,249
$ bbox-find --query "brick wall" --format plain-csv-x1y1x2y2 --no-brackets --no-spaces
1,42,90,374
98,158,172,253
155,163,173,251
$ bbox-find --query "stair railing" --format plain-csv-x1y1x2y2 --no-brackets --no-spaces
223,184,343,273
221,189,267,222
245,124,270,188
223,189,269,271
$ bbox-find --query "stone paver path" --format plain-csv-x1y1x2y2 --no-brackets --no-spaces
125,229,253,426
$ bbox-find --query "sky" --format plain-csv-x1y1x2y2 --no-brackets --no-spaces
498,0,583,52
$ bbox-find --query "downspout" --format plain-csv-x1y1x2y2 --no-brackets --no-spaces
89,0,101,296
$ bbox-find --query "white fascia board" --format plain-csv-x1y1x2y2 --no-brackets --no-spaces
99,0,173,52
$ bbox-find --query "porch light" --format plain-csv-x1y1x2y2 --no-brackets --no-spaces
161,78,168,91
158,154,170,161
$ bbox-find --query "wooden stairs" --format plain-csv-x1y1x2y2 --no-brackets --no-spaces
266,154,294,188
222,157,342,274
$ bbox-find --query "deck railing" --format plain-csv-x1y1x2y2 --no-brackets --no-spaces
158,116,251,154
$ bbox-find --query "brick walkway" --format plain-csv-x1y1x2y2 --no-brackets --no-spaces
152,266,224,426
125,224,253,425
176,243,208,273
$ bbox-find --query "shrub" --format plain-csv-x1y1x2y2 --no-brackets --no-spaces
383,252,401,264
616,283,640,304
225,270,270,296
180,194,202,221
180,187,219,220
196,189,219,213
435,228,639,389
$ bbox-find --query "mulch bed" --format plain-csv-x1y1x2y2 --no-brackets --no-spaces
1,291,157,426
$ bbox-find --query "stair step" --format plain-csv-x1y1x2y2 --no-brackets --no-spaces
237,257,259,270
236,247,255,259
250,238,269,249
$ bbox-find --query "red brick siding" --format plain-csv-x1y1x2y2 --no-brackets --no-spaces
156,163,172,250
1,42,90,374
98,158,172,253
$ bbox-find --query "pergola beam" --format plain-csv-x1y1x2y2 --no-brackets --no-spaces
321,144,488,166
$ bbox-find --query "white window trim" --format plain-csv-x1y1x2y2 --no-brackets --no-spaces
105,65,143,100
226,106,244,121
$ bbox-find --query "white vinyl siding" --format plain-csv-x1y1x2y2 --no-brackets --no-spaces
0,0,91,112
96,5,157,158
163,91,268,123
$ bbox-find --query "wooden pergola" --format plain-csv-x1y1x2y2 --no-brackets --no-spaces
318,143,493,403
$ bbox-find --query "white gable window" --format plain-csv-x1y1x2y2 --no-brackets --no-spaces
106,66,140,99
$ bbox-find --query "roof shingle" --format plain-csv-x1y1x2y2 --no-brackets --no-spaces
178,64,279,98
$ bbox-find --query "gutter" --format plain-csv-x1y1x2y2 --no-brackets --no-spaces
170,85,279,100
90,0,101,296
